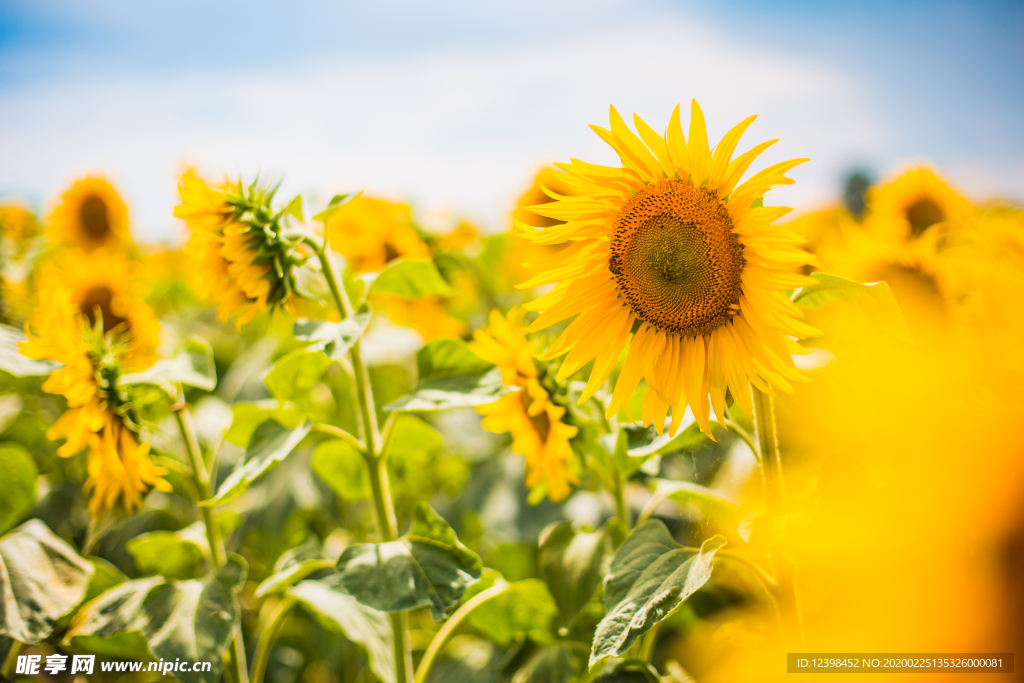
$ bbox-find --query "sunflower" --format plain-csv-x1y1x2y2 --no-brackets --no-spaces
373,295,467,340
517,102,818,437
865,167,971,242
46,176,130,252
0,202,40,244
20,285,169,516
327,196,432,274
175,170,308,329
471,308,579,503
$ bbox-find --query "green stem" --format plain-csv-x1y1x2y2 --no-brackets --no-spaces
250,596,295,683
317,247,410,683
413,584,508,683
750,386,804,647
174,398,248,683
2,640,24,680
723,417,760,464
637,621,661,663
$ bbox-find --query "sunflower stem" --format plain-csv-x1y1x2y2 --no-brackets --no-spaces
751,386,805,647
174,394,248,683
317,247,411,683
250,596,295,683
413,583,508,683
1,640,24,680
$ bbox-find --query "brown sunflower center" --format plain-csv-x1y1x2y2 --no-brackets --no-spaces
79,286,128,333
609,179,744,336
383,240,401,263
520,391,551,442
79,194,111,240
905,197,944,236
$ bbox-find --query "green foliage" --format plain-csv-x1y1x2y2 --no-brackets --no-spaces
126,522,209,579
793,271,912,343
204,418,312,506
590,521,726,667
509,645,574,683
65,555,248,683
0,442,37,534
0,519,94,643
369,259,454,298
313,191,360,224
538,521,611,629
226,400,309,447
254,536,334,599
265,348,333,404
312,438,371,502
121,337,217,392
293,303,372,360
287,575,395,683
336,502,482,620
386,338,507,412
463,570,558,646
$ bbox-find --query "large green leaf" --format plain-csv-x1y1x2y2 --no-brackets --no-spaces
204,419,312,506
462,571,557,646
264,348,333,403
538,521,610,629
0,325,59,377
293,303,372,360
336,502,482,620
254,537,334,599
311,438,371,502
510,645,574,683
368,259,454,298
120,337,217,392
590,521,726,666
385,338,507,412
0,442,37,535
65,555,247,683
288,576,395,683
792,271,912,343
0,519,94,643
126,522,209,580
225,400,309,447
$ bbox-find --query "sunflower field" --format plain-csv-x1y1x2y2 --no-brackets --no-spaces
1,101,1023,683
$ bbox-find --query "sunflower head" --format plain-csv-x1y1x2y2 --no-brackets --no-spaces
46,176,130,252
866,167,971,242
176,170,311,328
327,196,432,274
0,202,40,244
518,102,819,437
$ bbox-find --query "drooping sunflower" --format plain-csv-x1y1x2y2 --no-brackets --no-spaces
327,196,432,274
517,102,818,436
36,249,160,370
470,308,579,503
20,284,170,516
865,167,971,242
46,176,131,252
175,170,308,329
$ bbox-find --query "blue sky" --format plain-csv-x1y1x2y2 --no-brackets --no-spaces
1,0,1021,243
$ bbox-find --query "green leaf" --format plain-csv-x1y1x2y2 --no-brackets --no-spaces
284,194,304,222
0,325,59,377
293,303,372,360
0,442,37,535
336,502,482,620
265,348,333,403
590,521,726,667
648,478,741,512
385,338,508,412
463,573,558,646
288,577,394,683
510,645,574,683
792,271,912,343
388,413,442,459
83,557,127,604
0,519,94,643
538,521,610,629
592,668,659,683
204,419,312,506
126,522,209,580
65,555,247,683
626,420,717,459
313,191,361,224
120,337,217,392
254,537,334,599
312,438,370,502
226,400,308,448
368,259,454,298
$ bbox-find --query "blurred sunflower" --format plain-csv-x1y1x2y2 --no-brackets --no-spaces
518,102,817,437
866,167,971,242
175,170,308,329
46,176,130,252
327,196,431,273
499,168,576,290
0,202,40,244
20,279,169,516
471,308,579,503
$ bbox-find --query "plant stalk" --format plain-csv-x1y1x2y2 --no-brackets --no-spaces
250,596,295,683
175,398,248,683
317,247,411,683
1,640,24,681
413,584,508,683
750,386,804,647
